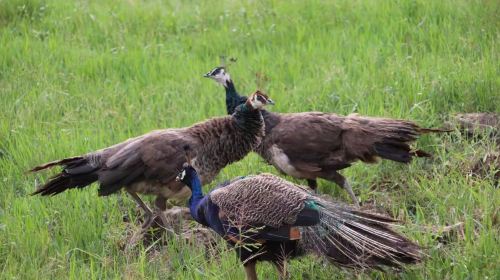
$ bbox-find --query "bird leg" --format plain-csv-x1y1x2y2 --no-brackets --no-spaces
153,196,171,230
243,260,258,280
126,190,155,229
326,172,360,207
306,179,318,193
343,181,360,207
125,190,156,249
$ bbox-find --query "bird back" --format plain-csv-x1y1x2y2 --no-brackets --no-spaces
210,174,309,228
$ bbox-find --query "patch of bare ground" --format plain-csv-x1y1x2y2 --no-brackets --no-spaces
469,152,499,187
428,222,465,245
122,206,220,260
449,112,499,142
443,113,499,186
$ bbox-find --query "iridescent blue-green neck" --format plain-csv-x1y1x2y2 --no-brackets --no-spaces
224,79,247,115
187,174,204,218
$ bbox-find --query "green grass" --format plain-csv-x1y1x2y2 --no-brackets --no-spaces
1,0,499,279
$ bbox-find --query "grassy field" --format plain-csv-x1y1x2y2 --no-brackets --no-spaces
0,0,499,279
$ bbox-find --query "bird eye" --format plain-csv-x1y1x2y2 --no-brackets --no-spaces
213,67,223,75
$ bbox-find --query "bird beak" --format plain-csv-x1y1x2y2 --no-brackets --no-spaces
203,73,210,78
267,99,275,105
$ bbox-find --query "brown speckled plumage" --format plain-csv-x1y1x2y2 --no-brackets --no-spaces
211,174,309,228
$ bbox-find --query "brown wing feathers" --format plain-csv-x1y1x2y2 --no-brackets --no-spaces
29,133,186,197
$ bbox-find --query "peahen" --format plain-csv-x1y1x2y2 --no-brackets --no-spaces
204,66,449,206
30,91,274,230
176,159,422,280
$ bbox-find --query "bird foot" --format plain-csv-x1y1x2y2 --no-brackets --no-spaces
353,200,360,208
126,212,166,249
342,181,360,208
127,212,155,247
141,212,156,230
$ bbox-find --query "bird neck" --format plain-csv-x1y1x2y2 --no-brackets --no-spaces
233,102,263,134
224,79,243,115
187,175,204,217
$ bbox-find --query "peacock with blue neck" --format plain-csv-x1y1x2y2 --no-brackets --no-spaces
176,164,421,280
176,162,225,235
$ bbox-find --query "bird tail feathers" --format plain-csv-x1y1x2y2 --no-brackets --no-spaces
30,156,98,196
300,199,422,269
29,156,85,172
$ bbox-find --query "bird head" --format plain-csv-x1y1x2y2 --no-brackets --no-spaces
176,162,198,188
203,66,231,86
247,90,275,110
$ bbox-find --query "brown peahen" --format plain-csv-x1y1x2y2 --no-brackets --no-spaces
176,160,422,280
204,66,449,206
30,91,274,230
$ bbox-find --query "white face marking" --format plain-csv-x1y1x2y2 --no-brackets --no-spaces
249,94,264,109
209,68,231,86
249,93,272,109
179,170,186,181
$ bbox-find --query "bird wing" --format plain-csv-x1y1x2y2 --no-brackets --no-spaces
29,129,195,197
264,112,433,173
209,174,310,228
263,112,347,171
97,129,194,195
